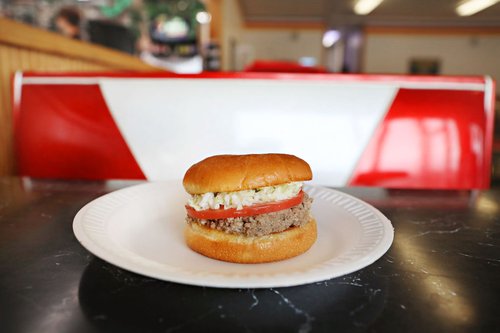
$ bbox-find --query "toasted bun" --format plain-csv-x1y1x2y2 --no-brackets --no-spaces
185,219,317,264
183,154,312,194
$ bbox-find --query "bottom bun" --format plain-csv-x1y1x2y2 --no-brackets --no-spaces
185,219,317,264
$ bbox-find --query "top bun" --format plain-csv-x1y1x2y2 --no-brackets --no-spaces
183,154,312,194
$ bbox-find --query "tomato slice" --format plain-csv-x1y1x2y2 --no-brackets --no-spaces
186,191,304,220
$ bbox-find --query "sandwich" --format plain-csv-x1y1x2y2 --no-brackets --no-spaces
182,153,316,263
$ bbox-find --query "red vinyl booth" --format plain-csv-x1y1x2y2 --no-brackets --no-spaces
244,60,327,73
13,72,495,189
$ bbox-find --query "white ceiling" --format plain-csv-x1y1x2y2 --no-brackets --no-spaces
239,0,500,27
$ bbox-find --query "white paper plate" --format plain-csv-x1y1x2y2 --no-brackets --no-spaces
73,181,393,288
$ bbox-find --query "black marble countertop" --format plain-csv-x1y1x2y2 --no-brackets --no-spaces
0,177,499,333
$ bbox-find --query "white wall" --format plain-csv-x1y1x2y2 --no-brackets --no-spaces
364,33,500,92
240,29,322,67
221,0,323,71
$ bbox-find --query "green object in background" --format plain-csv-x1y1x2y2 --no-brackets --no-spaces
145,0,206,40
100,0,133,18
98,0,207,46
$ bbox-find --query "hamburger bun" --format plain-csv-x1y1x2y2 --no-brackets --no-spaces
185,219,317,264
183,153,312,194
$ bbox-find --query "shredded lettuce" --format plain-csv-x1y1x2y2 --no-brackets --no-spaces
188,182,303,211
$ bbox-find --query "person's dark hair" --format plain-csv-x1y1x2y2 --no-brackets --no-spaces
56,7,81,27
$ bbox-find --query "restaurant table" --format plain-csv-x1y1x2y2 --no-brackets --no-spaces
0,177,499,333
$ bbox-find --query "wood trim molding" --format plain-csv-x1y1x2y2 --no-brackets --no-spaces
365,26,500,35
205,0,223,41
245,21,325,30
0,17,157,71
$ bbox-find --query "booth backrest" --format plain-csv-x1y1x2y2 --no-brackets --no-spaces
14,72,495,189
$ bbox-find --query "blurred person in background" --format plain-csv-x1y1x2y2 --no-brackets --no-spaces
55,7,82,40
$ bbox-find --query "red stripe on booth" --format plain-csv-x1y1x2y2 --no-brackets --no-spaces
15,84,145,180
349,89,490,189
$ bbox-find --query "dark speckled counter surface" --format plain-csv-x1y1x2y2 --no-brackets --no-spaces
0,177,499,333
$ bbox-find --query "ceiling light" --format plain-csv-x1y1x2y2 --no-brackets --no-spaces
354,0,384,15
322,30,341,48
196,11,212,24
456,0,500,16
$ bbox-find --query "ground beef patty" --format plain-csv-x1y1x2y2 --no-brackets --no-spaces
186,193,313,237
